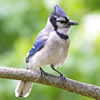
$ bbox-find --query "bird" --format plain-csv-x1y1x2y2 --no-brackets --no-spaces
15,4,78,98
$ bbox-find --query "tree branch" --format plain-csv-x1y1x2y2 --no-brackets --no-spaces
0,66,100,99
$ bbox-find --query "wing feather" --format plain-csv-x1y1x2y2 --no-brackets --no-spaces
25,33,47,63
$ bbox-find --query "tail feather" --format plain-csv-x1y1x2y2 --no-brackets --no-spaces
15,81,33,98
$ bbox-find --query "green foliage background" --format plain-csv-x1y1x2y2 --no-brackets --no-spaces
0,0,100,100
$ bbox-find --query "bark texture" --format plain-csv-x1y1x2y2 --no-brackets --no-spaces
0,66,100,99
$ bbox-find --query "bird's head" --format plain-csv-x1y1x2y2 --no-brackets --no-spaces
50,5,78,31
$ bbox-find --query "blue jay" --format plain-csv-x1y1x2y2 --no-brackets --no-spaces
15,5,78,98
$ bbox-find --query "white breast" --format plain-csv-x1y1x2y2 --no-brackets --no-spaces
29,31,70,69
44,31,70,66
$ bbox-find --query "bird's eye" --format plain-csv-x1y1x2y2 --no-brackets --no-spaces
57,20,66,24
60,21,66,24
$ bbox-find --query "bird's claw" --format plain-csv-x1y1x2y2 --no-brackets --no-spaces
40,68,46,77
60,74,66,81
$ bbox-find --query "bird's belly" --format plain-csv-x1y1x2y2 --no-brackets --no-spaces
51,52,65,66
50,47,67,66
43,40,69,66
29,35,70,67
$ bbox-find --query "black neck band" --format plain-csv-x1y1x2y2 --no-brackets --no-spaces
50,17,69,40
57,32,69,40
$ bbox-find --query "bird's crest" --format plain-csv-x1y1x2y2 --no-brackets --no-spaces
51,5,67,18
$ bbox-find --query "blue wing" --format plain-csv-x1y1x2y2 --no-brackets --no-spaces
28,39,46,56
25,33,47,63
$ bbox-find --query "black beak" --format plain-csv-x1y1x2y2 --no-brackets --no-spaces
68,20,78,25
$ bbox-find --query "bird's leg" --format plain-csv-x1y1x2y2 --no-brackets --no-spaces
40,67,46,77
26,65,29,70
51,64,66,80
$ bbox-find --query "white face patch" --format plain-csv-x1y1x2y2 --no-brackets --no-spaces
56,17,71,34
56,17,68,28
56,17,66,21
56,21,66,28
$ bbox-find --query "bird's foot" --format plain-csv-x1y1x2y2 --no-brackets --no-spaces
60,73,66,81
40,67,46,77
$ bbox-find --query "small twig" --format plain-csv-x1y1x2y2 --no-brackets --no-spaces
0,66,100,99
